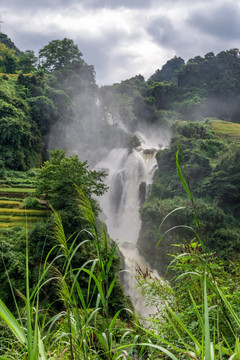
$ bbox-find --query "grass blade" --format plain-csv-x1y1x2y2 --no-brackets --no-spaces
176,149,192,201
204,273,211,360
0,299,26,345
38,327,47,360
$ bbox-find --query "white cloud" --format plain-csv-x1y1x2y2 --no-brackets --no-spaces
1,0,239,84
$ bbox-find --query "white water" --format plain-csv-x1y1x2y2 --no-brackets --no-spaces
96,132,162,317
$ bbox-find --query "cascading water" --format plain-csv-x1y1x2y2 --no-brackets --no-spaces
49,92,170,316
96,131,161,317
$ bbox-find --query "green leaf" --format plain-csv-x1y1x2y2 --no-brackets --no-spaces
82,268,105,308
166,306,201,353
38,328,47,360
0,299,26,345
156,206,185,242
157,224,205,250
115,343,179,360
204,274,211,360
107,275,118,299
176,149,192,201
216,284,240,329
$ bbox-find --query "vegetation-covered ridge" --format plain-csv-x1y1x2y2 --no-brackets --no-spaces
0,33,240,358
1,183,240,359
138,119,240,274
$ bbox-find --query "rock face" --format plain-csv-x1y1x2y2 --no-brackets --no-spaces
139,181,146,206
110,170,126,214
143,148,158,155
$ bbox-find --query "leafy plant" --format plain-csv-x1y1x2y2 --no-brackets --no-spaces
136,148,240,359
0,228,47,359
22,196,41,209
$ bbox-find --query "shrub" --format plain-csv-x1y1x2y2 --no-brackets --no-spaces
21,196,40,209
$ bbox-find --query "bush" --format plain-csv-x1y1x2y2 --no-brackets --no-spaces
22,196,40,209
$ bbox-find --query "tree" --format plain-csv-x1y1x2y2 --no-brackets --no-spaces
0,43,18,73
36,149,107,211
0,33,20,54
0,80,42,170
36,149,108,239
18,50,37,73
211,144,240,210
149,56,185,84
39,38,83,72
28,96,58,135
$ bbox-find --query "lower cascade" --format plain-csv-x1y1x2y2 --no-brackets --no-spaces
96,137,160,317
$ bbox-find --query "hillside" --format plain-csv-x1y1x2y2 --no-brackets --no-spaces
0,33,20,54
137,119,240,274
0,171,48,229
210,119,240,140
0,35,240,359
1,33,240,290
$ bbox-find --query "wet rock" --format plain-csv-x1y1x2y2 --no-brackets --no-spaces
142,148,157,155
139,181,146,205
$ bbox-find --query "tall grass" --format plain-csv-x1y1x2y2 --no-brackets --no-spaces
135,148,240,359
1,152,240,359
0,188,137,359
45,187,138,359
0,225,47,359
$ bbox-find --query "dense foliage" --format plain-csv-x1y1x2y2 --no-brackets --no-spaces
1,33,240,359
35,149,107,236
0,78,42,170
138,121,240,274
149,56,184,84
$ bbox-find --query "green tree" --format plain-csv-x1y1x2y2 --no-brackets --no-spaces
0,116,42,170
39,38,83,72
18,50,37,73
36,149,107,212
0,33,21,53
211,144,240,210
0,80,42,170
149,56,184,84
0,43,18,73
28,96,58,135
33,151,111,311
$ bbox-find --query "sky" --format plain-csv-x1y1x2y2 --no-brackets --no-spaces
1,0,240,85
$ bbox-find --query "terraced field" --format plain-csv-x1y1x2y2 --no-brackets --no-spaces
0,172,48,228
0,195,48,228
0,187,35,199
210,119,240,140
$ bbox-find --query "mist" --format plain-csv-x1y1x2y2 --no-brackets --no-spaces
46,75,172,316
47,80,172,166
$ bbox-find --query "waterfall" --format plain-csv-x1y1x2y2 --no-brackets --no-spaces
96,134,160,317
47,87,171,316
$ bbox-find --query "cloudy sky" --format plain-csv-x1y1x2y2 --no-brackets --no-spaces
1,0,240,85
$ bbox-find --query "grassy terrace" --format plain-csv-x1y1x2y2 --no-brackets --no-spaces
0,187,35,193
0,187,36,200
0,200,21,207
0,73,33,82
0,215,47,221
0,177,48,228
0,200,48,228
211,120,240,139
0,208,48,215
